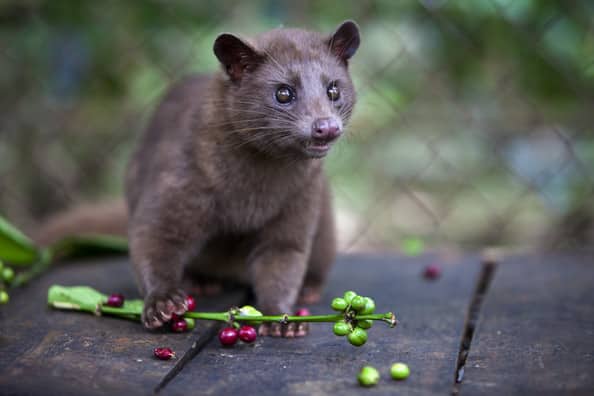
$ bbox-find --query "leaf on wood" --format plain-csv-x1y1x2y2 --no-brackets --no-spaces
48,285,107,313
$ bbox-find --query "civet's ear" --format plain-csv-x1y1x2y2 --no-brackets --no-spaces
213,34,264,82
327,20,360,65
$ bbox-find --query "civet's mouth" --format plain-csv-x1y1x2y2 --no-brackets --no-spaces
304,139,333,158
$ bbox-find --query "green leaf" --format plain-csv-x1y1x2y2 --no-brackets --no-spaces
0,215,41,265
51,234,128,259
121,298,144,315
48,285,144,320
48,285,107,313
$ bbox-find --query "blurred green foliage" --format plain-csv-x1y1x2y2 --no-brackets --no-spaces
0,0,593,250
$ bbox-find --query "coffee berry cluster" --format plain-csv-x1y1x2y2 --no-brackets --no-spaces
331,291,376,347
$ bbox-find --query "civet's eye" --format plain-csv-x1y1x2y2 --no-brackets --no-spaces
327,82,340,101
275,85,295,104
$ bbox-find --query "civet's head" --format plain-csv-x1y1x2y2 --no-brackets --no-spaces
214,21,360,158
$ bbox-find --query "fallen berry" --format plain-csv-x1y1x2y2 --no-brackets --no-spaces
171,318,188,332
219,327,239,346
238,325,257,343
350,296,366,312
390,362,410,380
105,293,125,308
331,297,348,311
294,307,310,316
358,366,380,387
333,321,351,336
347,327,368,347
423,264,441,280
343,290,357,304
0,290,8,304
153,347,175,360
185,295,196,311
106,293,124,307
2,267,14,283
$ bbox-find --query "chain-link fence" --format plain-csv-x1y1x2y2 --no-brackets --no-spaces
1,0,593,254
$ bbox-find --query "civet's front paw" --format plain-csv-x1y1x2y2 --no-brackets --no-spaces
142,288,187,329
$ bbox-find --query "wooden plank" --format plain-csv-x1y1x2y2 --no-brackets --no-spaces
461,252,594,395
0,257,243,396
166,254,482,395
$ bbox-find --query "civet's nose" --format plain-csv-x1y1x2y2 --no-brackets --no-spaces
311,118,342,141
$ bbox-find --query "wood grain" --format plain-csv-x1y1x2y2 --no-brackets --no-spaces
0,257,241,396
461,252,594,396
167,253,481,396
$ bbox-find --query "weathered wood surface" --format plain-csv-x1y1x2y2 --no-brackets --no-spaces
0,257,243,396
461,252,594,396
4,252,592,396
167,254,481,396
0,253,481,396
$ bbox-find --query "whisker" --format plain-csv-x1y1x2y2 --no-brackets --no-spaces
205,105,300,122
206,121,297,131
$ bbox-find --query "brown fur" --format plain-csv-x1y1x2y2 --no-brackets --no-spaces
37,22,360,333
35,200,127,246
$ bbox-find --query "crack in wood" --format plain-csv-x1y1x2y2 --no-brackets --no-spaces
154,291,250,394
452,257,497,395
154,321,223,394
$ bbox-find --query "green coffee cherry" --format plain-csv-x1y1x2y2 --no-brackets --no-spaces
357,319,373,329
350,296,366,312
343,291,357,304
185,318,196,330
390,362,410,380
239,305,262,316
2,267,14,283
347,327,368,347
0,290,8,304
331,297,348,311
358,366,379,387
239,305,263,324
361,297,376,315
333,321,351,336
